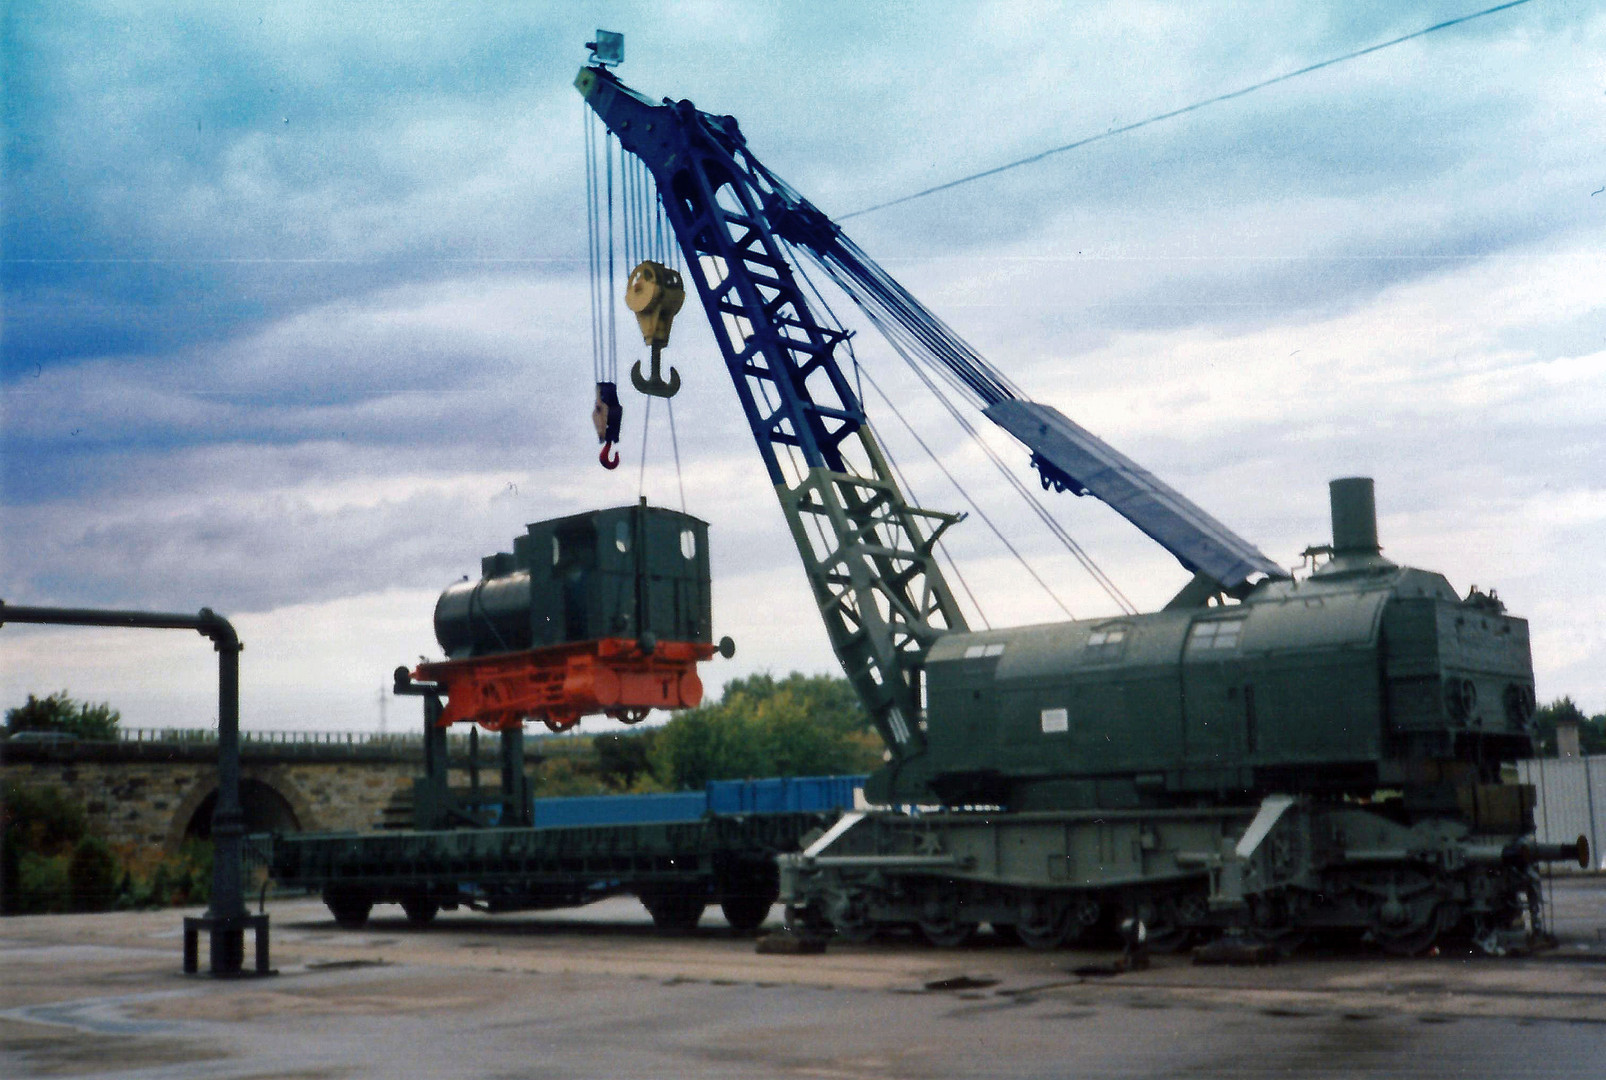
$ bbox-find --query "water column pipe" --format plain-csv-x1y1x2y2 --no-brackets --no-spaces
0,601,269,976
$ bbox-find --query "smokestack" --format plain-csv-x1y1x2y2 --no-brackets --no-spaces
1329,477,1380,556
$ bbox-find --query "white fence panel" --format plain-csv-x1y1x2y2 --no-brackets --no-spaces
1516,756,1605,872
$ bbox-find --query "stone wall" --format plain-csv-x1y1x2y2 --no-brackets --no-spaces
0,758,481,851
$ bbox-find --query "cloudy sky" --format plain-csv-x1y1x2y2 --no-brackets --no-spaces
4,0,1604,734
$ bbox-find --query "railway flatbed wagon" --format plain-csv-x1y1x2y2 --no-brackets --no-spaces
260,776,865,933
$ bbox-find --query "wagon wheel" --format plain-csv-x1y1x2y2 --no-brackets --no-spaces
323,886,374,930
642,891,706,933
719,866,780,934
720,893,776,934
400,895,440,927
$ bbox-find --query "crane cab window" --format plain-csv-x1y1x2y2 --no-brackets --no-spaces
1085,625,1129,658
680,528,697,560
963,642,1007,660
1188,618,1245,653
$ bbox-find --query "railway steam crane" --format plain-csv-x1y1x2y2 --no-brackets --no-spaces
577,51,1585,953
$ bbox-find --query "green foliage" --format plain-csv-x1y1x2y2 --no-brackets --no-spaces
592,729,661,791
3,781,90,914
67,836,119,912
1,781,212,914
12,852,71,914
102,840,212,910
5,691,121,741
1532,696,1606,756
2,780,88,855
651,672,880,789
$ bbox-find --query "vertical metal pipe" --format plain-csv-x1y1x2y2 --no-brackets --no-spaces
203,612,246,973
0,603,263,976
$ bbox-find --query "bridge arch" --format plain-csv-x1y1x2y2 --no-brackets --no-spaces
168,769,315,850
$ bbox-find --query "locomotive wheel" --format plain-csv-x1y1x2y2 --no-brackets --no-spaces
323,886,374,930
642,892,706,933
917,915,978,948
400,895,439,927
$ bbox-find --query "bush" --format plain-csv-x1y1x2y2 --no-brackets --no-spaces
1,782,214,914
3,781,91,915
12,852,71,914
67,836,119,912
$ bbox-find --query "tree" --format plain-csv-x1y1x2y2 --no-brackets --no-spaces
5,691,120,741
1532,696,1606,756
592,730,661,790
651,672,881,789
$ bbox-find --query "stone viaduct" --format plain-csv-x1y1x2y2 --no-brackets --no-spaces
1,730,524,852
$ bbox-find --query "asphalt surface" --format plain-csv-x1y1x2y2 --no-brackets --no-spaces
3,876,1605,1079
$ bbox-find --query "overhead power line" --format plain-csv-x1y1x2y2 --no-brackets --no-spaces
840,0,1538,220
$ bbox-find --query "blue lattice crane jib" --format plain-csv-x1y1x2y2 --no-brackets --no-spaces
578,63,970,767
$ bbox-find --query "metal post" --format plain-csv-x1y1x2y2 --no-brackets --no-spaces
501,725,529,827
394,667,447,829
0,601,270,977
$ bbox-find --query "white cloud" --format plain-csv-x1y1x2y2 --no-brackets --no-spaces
6,0,1606,728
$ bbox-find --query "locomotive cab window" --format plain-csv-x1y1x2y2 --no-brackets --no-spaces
1188,618,1244,653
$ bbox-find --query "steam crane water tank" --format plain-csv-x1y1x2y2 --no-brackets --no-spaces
417,502,733,732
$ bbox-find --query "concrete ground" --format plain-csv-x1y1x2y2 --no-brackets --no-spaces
3,876,1605,1079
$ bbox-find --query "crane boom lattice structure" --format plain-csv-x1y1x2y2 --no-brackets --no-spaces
577,67,967,762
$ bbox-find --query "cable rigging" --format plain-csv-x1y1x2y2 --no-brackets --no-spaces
839,0,1539,220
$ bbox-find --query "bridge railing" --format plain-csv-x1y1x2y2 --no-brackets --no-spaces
115,727,592,754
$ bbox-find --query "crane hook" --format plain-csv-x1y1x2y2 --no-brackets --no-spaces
593,382,623,469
